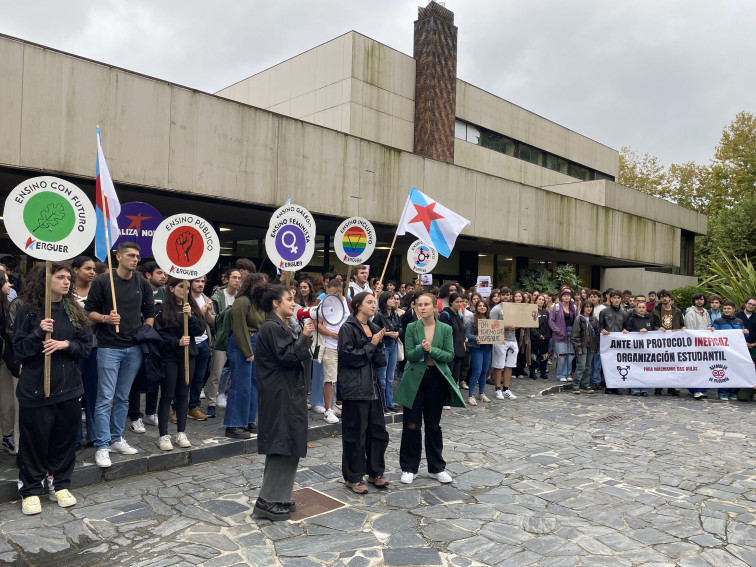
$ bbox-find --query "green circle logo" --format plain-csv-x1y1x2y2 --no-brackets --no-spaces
22,192,76,243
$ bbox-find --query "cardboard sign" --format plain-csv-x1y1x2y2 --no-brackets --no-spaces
502,302,539,328
152,214,220,279
334,217,376,265
3,176,96,261
478,319,507,344
476,276,492,298
266,204,316,270
407,240,438,274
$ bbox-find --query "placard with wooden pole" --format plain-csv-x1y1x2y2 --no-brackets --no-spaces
184,280,190,385
378,233,398,287
100,182,120,334
3,175,97,398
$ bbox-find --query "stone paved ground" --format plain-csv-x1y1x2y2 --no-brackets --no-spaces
0,380,755,566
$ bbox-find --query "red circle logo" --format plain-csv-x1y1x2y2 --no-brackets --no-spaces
712,369,725,379
166,226,202,267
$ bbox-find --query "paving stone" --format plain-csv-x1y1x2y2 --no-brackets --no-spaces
423,484,469,505
382,548,441,565
689,533,722,547
372,510,417,534
306,507,367,531
419,520,471,542
202,499,249,518
384,490,421,508
385,530,427,548
699,549,750,567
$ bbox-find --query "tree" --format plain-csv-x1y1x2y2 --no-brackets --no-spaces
618,146,667,197
709,111,756,215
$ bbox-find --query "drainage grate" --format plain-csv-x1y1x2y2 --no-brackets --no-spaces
289,487,346,522
594,414,623,423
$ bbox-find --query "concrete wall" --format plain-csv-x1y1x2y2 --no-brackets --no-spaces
216,33,416,152
542,180,707,236
455,80,619,179
602,268,699,294
0,34,689,268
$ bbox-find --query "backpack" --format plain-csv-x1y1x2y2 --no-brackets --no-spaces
212,306,233,352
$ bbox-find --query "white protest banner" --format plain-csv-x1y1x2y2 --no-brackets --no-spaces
477,319,507,344
407,240,438,274
502,302,539,328
334,217,376,265
476,276,492,298
152,214,220,279
601,329,756,388
4,176,96,261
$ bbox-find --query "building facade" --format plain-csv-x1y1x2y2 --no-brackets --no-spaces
0,3,705,290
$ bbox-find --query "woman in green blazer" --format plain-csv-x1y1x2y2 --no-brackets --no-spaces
394,293,465,485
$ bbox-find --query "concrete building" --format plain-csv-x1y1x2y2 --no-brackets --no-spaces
0,2,705,291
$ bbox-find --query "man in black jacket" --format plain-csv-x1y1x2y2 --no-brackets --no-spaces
599,291,627,395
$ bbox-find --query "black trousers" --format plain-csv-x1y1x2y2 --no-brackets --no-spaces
341,397,389,483
18,397,79,497
450,356,464,384
530,339,549,376
128,366,159,421
259,454,299,503
159,358,194,436
399,366,447,475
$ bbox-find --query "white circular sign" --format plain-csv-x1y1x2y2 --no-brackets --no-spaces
266,212,316,270
333,217,376,265
3,176,96,261
407,239,438,274
151,214,220,279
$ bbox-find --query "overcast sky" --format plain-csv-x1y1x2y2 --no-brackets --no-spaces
2,0,754,167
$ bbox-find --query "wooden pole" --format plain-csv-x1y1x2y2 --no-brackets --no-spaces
44,261,51,398
184,280,190,386
98,138,120,333
378,233,398,286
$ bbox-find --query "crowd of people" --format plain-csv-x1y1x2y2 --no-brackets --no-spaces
1,249,754,519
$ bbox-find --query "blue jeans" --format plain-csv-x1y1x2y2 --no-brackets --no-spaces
590,351,602,386
377,341,398,409
574,344,594,389
189,340,210,409
469,345,492,395
94,345,143,450
555,328,575,380
310,360,325,407
224,334,258,428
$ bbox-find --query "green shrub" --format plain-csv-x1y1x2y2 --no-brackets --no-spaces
670,285,705,311
700,251,756,308
517,267,557,294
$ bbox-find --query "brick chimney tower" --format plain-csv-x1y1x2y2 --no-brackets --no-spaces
413,1,457,164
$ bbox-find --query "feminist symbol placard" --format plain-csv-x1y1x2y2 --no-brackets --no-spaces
265,204,316,270
3,176,96,261
151,214,220,279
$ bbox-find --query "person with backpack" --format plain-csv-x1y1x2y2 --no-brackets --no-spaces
439,293,467,390
205,268,242,418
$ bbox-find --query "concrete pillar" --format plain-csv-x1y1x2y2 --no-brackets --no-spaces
413,1,457,164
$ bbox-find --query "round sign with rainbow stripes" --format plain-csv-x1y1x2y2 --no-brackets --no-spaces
334,217,376,265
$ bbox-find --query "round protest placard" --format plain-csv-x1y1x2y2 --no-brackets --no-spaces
269,203,316,235
407,239,438,274
333,217,376,265
113,201,163,258
266,210,316,270
3,176,96,261
151,214,220,279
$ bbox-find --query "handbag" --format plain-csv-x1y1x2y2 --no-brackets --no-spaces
396,337,405,362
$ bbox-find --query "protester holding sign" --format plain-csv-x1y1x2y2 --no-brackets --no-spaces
372,292,401,413
439,293,467,390
154,278,205,450
465,300,492,405
529,295,551,380
651,290,684,396
712,301,749,401
489,288,518,400
621,300,653,396
13,262,92,515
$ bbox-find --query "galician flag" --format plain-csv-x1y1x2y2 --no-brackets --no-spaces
95,127,121,261
396,187,470,257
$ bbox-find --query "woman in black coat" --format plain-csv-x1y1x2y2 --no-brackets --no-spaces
439,293,467,388
252,283,314,521
338,292,389,494
13,262,92,515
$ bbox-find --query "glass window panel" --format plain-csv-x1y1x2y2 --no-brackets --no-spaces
528,149,543,166
546,154,559,170
518,144,531,162
454,120,467,140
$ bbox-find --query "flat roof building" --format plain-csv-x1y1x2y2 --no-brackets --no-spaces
0,2,705,290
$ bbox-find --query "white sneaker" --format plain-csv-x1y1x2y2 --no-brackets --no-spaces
400,471,417,484
467,396,477,406
692,392,704,399
503,390,517,400
109,438,138,455
460,382,469,390
175,432,191,448
199,389,206,399
143,414,159,426
95,449,111,468
559,377,571,382
495,389,505,400
130,418,146,434
157,435,173,451
479,393,491,403
324,409,339,424
442,405,451,410
429,471,453,483
334,403,342,412
312,405,326,414
217,393,228,409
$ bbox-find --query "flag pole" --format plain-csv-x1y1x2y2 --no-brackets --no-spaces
98,125,119,333
43,261,51,397
184,281,190,386
378,233,398,286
